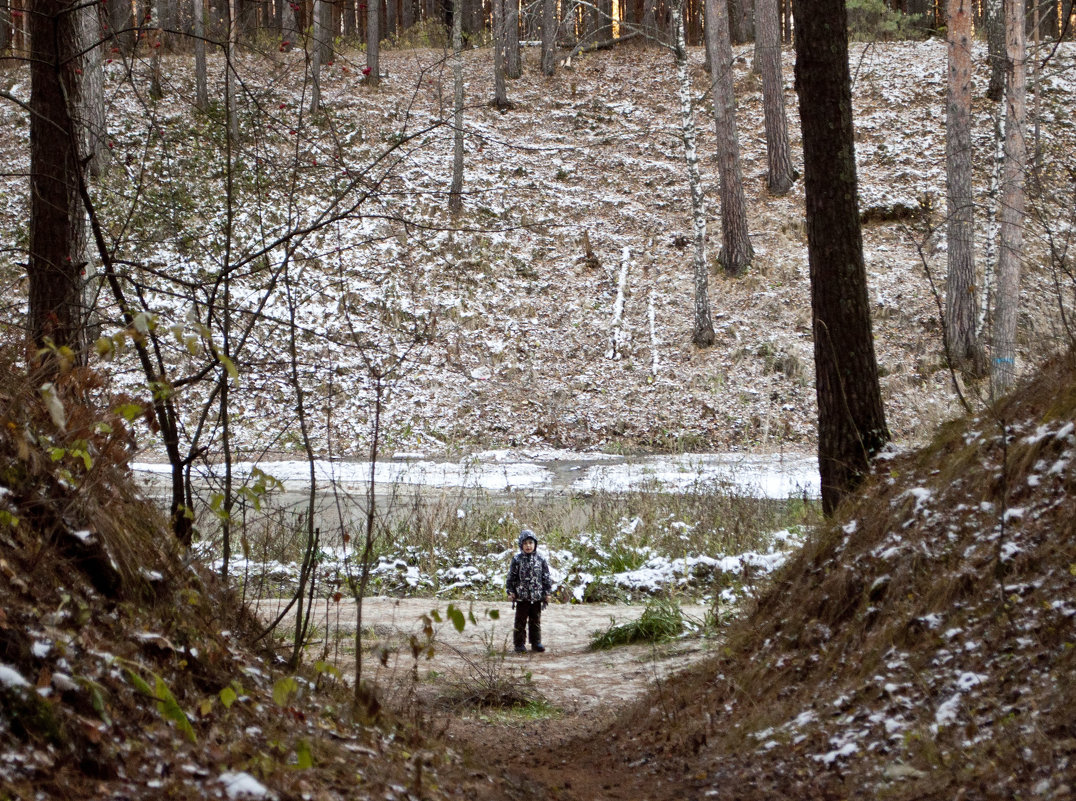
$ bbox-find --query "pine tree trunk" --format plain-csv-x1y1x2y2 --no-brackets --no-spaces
1,2,12,54
77,2,109,177
945,0,984,374
729,0,755,42
506,0,521,77
755,0,795,194
107,0,134,52
792,0,890,516
493,0,509,107
704,0,753,276
384,0,395,41
671,0,715,348
29,0,87,365
449,0,465,214
541,0,556,75
317,0,333,63
992,0,1027,395
643,0,658,42
158,0,177,48
367,0,380,86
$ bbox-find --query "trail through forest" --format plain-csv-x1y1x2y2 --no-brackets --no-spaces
291,596,716,800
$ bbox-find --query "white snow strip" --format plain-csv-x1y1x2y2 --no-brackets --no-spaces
219,771,273,799
0,663,31,688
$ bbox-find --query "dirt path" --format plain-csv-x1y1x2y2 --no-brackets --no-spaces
258,596,714,709
257,596,717,799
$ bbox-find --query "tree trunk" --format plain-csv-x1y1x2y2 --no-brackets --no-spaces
226,0,238,139
671,0,715,348
506,0,521,77
492,0,509,107
194,0,209,110
106,0,135,52
449,0,465,214
311,0,323,110
992,0,1027,395
643,0,658,41
541,0,555,75
728,0,755,42
944,0,984,374
28,0,87,366
77,1,109,177
1,1,12,55
367,0,380,86
158,0,177,48
318,0,333,63
985,0,1005,101
384,0,395,41
704,0,753,276
792,0,890,516
755,0,795,194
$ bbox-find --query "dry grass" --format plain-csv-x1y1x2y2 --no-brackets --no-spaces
0,353,455,800
552,351,1076,800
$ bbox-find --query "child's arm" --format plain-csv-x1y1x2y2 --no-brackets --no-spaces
541,557,552,596
505,556,519,598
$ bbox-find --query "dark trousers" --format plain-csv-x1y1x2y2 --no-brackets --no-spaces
513,600,542,649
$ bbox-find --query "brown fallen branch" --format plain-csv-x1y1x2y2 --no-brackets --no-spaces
562,30,641,65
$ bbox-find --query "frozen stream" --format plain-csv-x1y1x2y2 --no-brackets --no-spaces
133,448,819,500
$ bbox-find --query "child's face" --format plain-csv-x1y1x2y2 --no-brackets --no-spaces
522,539,536,553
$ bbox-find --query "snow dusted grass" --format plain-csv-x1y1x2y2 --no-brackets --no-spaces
212,478,813,609
608,352,1076,798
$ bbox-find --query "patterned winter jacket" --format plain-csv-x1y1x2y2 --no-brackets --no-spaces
505,531,552,603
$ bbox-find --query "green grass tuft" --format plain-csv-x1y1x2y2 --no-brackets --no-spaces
588,597,685,650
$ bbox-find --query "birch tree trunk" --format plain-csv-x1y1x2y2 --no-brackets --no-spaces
367,0,381,87
672,0,715,348
449,0,465,214
607,248,631,360
704,0,753,276
991,0,1027,395
793,0,890,515
541,0,556,75
506,0,521,78
944,0,984,374
755,0,795,194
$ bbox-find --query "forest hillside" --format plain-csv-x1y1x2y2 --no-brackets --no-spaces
3,40,1075,460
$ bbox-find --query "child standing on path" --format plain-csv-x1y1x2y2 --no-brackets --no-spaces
505,529,552,654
